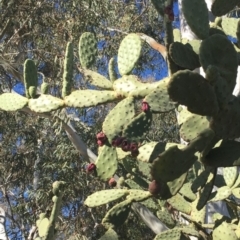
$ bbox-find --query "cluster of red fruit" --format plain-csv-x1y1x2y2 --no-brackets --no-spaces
96,132,140,157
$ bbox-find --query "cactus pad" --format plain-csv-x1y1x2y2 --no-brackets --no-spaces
211,0,240,16
62,42,73,97
222,17,239,39
24,59,38,98
28,95,64,113
169,42,200,70
212,222,238,240
144,78,176,113
156,210,176,229
154,228,181,240
168,70,219,116
122,111,152,141
223,167,238,188
84,189,129,207
0,93,28,111
102,97,135,142
41,82,49,94
118,33,142,76
79,32,97,68
126,189,152,202
182,0,209,39
208,186,232,202
102,199,132,228
38,218,49,237
199,34,238,96
83,69,113,90
167,193,191,214
96,145,118,181
64,90,117,108
180,114,209,142
99,228,118,240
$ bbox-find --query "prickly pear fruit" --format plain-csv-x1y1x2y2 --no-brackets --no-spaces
149,180,161,195
141,100,150,112
96,131,107,146
86,163,96,173
109,178,117,187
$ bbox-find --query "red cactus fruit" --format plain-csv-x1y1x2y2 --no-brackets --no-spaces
86,163,96,173
96,131,107,146
148,180,161,195
164,5,174,21
141,100,150,112
112,136,125,147
97,140,105,147
121,140,130,152
130,142,138,152
108,177,117,187
131,149,139,157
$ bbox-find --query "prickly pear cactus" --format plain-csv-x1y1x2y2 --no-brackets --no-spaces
24,59,38,98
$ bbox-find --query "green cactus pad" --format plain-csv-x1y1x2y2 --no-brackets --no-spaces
167,193,191,214
0,93,28,111
62,42,73,97
96,145,118,181
180,114,209,142
212,222,238,240
210,97,240,139
154,229,181,240
83,69,113,90
144,78,176,113
181,39,201,55
84,189,129,207
99,228,118,240
38,217,49,237
211,0,240,16
28,95,64,113
126,189,152,202
168,70,219,116
137,142,165,162
196,168,216,210
156,210,176,229
24,59,38,98
151,144,196,183
180,227,200,238
182,0,209,39
232,188,240,198
113,75,159,98
177,108,193,125
191,194,206,223
102,199,132,228
108,57,117,82
179,182,196,201
222,17,239,39
204,141,240,167
102,97,135,142
169,42,200,70
223,167,238,188
64,90,117,108
41,82,49,94
199,34,238,96
137,161,151,179
116,148,130,160
173,29,181,42
191,167,212,193
79,32,97,68
232,174,240,189
209,186,232,202
152,129,214,186
118,33,142,76
122,111,152,141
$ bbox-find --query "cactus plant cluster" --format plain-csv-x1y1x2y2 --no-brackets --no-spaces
1,0,240,239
